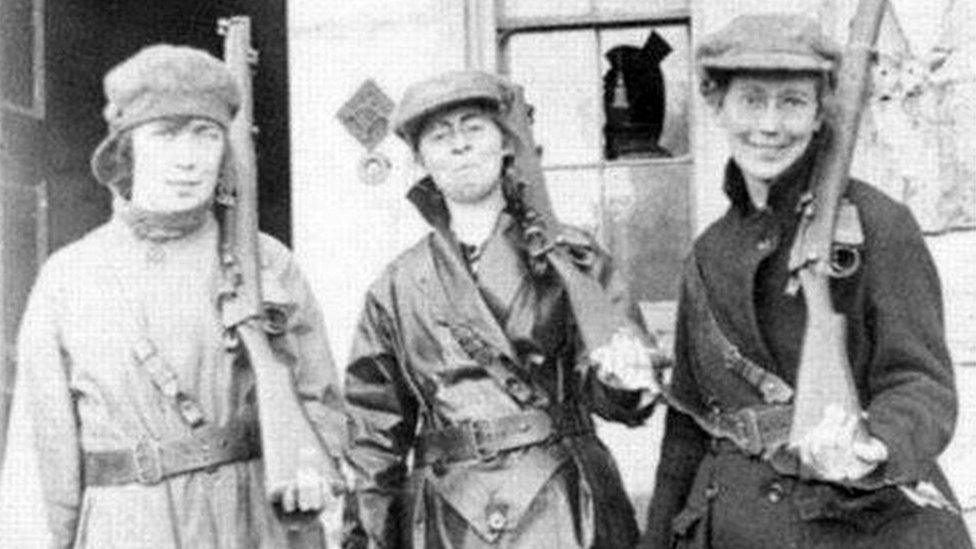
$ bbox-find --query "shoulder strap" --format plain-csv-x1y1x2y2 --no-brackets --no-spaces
110,259,208,429
684,251,793,404
447,323,550,409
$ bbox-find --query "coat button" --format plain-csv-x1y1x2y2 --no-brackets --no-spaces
766,482,784,503
487,509,507,531
704,483,719,499
756,237,777,253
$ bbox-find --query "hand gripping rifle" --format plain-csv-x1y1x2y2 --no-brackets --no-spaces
218,16,343,529
499,82,668,380
787,0,888,451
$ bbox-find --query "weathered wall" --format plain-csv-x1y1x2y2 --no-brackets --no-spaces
288,0,467,376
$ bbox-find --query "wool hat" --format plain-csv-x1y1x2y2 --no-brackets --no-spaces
697,13,841,77
90,44,241,186
391,70,514,149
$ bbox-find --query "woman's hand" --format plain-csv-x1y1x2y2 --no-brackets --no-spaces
792,404,889,481
273,448,345,516
589,328,668,399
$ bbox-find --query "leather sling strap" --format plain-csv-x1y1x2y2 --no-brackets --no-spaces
447,322,550,409
654,251,795,457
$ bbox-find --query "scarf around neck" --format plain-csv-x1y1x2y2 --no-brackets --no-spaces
114,196,213,243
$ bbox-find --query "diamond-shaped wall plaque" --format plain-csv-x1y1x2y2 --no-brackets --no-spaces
336,79,395,151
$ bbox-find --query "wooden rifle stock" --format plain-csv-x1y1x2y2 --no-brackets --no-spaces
503,84,638,354
788,0,888,447
218,16,342,525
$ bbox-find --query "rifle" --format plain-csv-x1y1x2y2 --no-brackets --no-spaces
217,16,343,532
500,83,668,384
787,0,888,448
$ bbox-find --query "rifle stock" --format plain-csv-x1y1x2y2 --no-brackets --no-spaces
218,16,342,524
788,0,888,447
503,84,638,353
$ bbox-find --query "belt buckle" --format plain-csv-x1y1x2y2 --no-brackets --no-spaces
133,439,164,485
736,408,764,456
469,419,499,461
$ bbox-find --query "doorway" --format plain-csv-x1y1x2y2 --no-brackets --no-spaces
0,0,290,465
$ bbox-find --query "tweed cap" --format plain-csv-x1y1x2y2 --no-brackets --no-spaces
91,44,241,186
392,70,511,148
697,13,841,76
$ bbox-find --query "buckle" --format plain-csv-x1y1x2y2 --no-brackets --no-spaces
735,408,764,456
132,440,164,485
468,419,499,461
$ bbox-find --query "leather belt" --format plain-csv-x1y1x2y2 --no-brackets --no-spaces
708,404,793,457
416,405,593,466
83,420,261,486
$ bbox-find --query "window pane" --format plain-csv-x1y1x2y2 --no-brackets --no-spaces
508,31,602,166
502,0,592,19
600,24,691,158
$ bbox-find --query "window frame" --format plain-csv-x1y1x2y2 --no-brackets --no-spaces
495,4,693,170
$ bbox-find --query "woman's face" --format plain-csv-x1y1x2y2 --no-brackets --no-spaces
416,105,509,205
716,73,823,183
130,117,226,212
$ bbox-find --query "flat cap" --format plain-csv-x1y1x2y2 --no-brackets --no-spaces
697,13,841,75
91,44,241,185
391,70,510,147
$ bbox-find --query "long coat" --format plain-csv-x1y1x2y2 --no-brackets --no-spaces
17,212,346,548
343,178,651,549
639,152,973,549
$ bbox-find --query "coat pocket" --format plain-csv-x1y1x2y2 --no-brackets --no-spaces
426,444,568,542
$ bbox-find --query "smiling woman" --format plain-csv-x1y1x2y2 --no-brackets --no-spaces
642,13,973,549
715,74,823,206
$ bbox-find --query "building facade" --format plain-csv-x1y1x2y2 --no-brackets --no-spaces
1,0,973,544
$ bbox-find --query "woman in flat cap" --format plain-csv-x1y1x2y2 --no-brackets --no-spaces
639,13,972,549
342,70,660,548
17,44,346,548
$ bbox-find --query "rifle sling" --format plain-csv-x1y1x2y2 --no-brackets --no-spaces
447,323,550,409
654,251,795,457
685,252,794,404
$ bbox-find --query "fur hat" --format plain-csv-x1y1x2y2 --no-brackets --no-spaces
90,44,241,186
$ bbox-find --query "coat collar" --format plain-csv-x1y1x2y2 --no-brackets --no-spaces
406,176,452,233
409,175,529,367
722,129,826,220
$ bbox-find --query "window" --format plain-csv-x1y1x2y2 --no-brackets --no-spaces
496,0,693,302
498,2,691,165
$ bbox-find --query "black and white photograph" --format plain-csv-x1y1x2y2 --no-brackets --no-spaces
0,0,973,547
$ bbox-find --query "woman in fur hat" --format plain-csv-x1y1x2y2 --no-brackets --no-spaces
17,44,346,548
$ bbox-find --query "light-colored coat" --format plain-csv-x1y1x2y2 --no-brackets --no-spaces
17,213,345,548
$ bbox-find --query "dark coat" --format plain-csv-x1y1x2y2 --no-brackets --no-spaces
639,153,973,549
343,178,650,549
